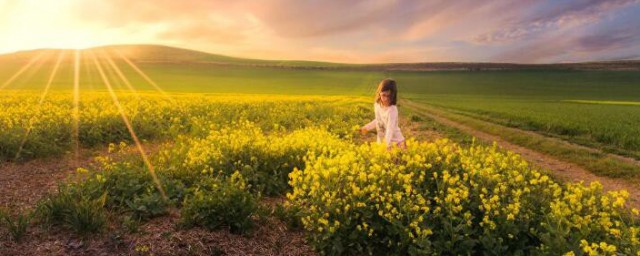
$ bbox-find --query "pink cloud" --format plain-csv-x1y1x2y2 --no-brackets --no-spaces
2,0,640,63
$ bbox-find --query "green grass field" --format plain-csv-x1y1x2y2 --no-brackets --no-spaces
1,45,639,159
398,70,640,158
408,96,640,157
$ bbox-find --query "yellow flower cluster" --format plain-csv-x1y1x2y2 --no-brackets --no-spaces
577,239,617,255
288,138,640,254
4,91,639,255
156,120,354,195
0,91,370,161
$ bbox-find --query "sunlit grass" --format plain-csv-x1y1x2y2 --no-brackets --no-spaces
101,50,140,99
563,100,640,106
112,48,173,102
0,51,47,91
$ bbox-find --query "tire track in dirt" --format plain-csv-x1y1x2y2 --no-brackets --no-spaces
403,100,640,210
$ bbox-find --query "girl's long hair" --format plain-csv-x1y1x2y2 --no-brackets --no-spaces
374,78,397,105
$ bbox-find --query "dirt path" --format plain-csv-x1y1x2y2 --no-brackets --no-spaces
0,143,166,212
403,100,640,210
440,107,640,166
0,153,95,212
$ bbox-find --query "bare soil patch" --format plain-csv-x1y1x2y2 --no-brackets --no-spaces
1,211,313,256
0,151,96,212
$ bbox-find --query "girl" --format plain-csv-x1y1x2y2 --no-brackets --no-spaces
360,78,406,149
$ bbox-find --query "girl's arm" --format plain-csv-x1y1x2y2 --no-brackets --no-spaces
362,119,377,131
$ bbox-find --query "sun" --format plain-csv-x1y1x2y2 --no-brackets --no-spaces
53,39,102,50
0,0,108,53
0,27,105,54
32,30,105,50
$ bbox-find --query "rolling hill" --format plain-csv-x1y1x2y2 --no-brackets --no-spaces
1,44,639,72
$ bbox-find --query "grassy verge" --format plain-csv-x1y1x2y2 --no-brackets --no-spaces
399,104,476,146
403,100,640,178
437,106,640,160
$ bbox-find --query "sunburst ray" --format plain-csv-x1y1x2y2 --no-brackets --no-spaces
72,49,82,164
0,51,47,91
15,50,65,160
100,49,140,99
111,48,173,102
89,50,168,200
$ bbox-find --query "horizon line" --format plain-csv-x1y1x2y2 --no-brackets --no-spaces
2,44,639,66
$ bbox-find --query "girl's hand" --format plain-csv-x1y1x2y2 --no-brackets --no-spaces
360,128,368,135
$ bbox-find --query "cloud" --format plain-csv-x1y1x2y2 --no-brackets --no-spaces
154,14,263,44
71,0,238,26
575,28,639,52
67,1,480,41
606,53,640,61
237,1,466,40
473,0,639,44
2,0,640,63
490,24,640,63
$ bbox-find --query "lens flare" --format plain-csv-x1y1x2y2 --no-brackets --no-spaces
111,48,174,102
100,50,140,99
40,51,65,104
72,49,81,163
0,51,47,91
15,50,65,160
89,50,168,201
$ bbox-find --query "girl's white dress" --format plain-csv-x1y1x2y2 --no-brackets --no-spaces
363,103,405,145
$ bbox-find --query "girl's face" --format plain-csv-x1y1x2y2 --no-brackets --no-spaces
379,90,392,106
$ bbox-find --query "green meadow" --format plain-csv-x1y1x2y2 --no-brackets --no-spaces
398,71,640,157
1,45,639,158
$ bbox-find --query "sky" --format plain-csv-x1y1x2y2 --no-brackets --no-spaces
1,0,640,64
